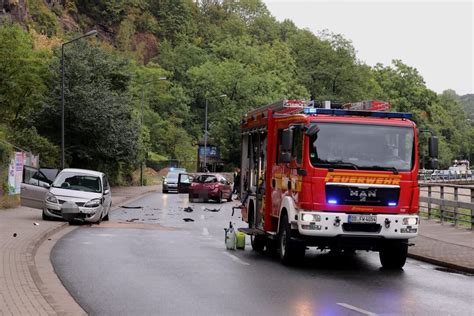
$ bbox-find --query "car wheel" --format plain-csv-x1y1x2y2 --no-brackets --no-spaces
279,213,305,265
42,210,53,221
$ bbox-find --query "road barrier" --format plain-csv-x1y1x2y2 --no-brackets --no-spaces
418,171,474,184
419,183,474,229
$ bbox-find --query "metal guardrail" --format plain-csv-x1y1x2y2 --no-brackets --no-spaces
419,183,474,229
418,172,474,184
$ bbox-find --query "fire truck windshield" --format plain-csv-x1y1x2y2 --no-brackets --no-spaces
309,122,414,171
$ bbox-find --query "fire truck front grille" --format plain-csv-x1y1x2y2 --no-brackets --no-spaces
326,185,400,206
342,223,382,233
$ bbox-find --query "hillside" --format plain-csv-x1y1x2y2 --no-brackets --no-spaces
0,0,472,182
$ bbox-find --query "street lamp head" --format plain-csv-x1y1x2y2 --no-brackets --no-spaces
159,77,167,80
219,94,227,98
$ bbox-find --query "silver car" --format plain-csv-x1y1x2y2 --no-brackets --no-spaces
162,168,186,193
21,168,112,224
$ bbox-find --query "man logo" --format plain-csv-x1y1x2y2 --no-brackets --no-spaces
349,189,377,201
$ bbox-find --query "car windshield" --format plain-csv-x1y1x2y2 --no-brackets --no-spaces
309,122,414,171
52,172,102,193
194,175,218,183
166,173,179,180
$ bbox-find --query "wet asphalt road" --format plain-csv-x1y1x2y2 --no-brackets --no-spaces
51,192,474,315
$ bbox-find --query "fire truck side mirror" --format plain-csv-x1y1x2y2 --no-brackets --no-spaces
429,158,439,170
428,136,438,158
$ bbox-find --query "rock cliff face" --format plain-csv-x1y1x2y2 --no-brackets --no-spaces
1,0,29,23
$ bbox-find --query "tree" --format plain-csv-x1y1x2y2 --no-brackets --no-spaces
35,41,140,182
0,23,49,126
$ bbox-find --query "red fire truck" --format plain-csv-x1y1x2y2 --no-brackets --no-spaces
239,100,438,268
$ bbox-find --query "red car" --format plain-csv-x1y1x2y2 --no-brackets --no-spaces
188,174,233,203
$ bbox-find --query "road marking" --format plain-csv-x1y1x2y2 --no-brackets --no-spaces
202,228,209,236
222,252,250,266
336,303,377,316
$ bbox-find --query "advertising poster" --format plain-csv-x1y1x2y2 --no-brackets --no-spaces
15,152,25,194
7,158,15,195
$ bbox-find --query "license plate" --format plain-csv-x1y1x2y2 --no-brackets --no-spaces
348,214,377,224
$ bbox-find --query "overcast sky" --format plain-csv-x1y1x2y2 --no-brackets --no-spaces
262,0,473,95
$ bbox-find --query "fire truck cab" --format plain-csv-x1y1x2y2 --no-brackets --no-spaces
239,100,438,268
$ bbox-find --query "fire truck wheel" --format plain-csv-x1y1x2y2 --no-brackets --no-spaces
379,240,408,269
279,214,305,265
251,235,266,252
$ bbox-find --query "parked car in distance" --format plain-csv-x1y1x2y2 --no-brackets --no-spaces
162,168,187,193
21,168,112,224
188,174,232,203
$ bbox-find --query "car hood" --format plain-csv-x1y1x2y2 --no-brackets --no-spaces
50,187,102,203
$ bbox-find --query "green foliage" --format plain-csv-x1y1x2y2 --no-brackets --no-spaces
28,0,60,36
34,41,140,182
0,23,49,126
8,127,59,167
75,0,126,25
459,93,474,119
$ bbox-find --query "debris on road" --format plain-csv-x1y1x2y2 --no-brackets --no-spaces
33,222,39,226
13,233,17,237
121,206,143,209
204,207,221,212
183,207,194,213
183,218,195,222
126,218,140,222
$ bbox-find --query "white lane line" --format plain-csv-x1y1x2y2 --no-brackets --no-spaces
336,303,377,316
222,252,250,266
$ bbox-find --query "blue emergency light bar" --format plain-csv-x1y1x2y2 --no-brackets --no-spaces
303,107,412,119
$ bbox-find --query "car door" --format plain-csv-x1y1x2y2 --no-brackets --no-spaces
102,175,112,211
21,166,51,209
178,173,194,193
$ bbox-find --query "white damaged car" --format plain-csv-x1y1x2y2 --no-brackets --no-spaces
21,168,112,224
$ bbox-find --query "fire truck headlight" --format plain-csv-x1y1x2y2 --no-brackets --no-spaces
403,217,418,226
302,214,321,222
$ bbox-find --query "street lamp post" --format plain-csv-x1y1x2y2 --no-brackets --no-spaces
61,30,98,170
140,77,167,186
203,94,226,172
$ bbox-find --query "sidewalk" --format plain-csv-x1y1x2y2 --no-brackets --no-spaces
409,218,474,273
0,185,159,315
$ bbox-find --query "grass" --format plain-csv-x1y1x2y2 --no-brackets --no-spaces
420,205,472,229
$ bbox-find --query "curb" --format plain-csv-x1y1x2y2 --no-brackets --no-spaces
27,186,160,314
26,221,69,313
407,253,474,275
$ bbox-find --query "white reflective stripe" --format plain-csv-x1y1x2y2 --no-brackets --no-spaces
337,303,377,316
326,182,399,189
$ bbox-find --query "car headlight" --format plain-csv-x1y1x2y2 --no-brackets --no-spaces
302,213,321,222
403,217,418,225
84,198,102,208
45,192,58,204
